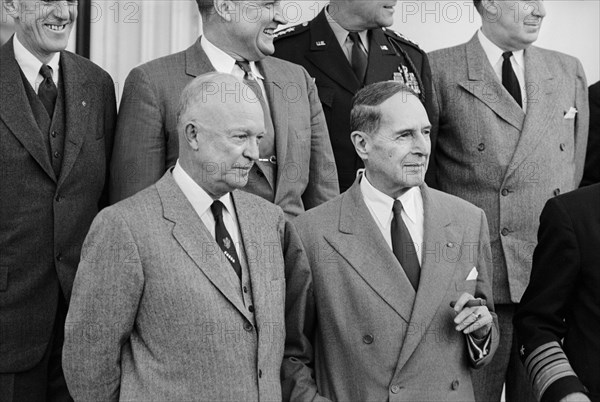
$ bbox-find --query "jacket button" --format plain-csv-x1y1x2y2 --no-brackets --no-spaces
53,151,61,158
390,385,400,394
451,379,460,390
553,188,561,196
51,131,58,138
56,253,62,262
55,194,63,202
559,143,566,151
243,285,248,294
477,143,485,152
501,188,509,196
258,369,263,378
248,305,254,313
243,322,253,332
501,228,510,236
362,334,374,344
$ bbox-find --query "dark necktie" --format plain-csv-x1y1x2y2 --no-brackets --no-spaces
349,32,368,84
38,64,57,117
391,200,420,290
235,60,275,159
211,200,242,279
501,51,522,107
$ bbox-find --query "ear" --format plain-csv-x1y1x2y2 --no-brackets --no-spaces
350,130,370,161
183,122,200,151
3,0,19,17
213,0,235,21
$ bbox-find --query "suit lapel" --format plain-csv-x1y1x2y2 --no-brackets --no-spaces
259,59,288,202
157,174,253,322
458,34,524,130
304,10,360,94
57,52,91,188
395,185,463,370
506,46,556,177
185,38,215,78
0,38,56,182
324,181,415,323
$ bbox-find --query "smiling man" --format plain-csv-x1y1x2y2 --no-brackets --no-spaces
110,0,339,217
0,0,116,400
274,0,436,192
282,81,498,401
428,1,589,401
64,73,289,401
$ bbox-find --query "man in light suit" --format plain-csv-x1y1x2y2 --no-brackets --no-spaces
0,0,116,400
283,81,499,401
428,1,589,401
63,73,287,401
110,0,339,217
273,0,436,192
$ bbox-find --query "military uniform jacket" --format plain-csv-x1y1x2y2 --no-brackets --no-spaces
274,9,437,191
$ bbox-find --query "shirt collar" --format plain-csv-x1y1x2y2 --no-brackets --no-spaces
360,171,421,226
477,29,524,70
13,34,60,89
325,6,369,52
201,35,264,81
172,160,235,218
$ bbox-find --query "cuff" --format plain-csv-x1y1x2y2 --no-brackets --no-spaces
466,330,492,361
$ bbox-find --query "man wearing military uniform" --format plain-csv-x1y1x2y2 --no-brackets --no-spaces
274,0,436,191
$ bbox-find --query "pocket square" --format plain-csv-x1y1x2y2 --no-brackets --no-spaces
564,107,577,119
466,267,478,280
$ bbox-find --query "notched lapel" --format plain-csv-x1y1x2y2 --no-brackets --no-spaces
157,175,253,322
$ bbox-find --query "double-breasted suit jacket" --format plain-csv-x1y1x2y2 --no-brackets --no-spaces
429,34,589,303
274,9,436,191
282,178,499,401
0,37,116,373
109,38,339,217
63,172,287,401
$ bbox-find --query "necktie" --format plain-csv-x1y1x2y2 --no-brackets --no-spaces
211,200,242,279
38,64,58,117
235,60,275,159
349,32,368,84
391,200,420,290
501,51,522,107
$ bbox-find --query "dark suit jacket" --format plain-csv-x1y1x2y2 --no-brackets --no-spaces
0,37,117,372
110,38,339,217
274,9,437,191
429,34,589,304
64,172,286,401
283,177,499,401
514,183,600,402
582,81,600,186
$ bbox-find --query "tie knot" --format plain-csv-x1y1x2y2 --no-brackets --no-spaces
348,32,361,44
40,64,53,80
210,200,225,220
392,199,404,216
502,51,513,60
236,60,252,76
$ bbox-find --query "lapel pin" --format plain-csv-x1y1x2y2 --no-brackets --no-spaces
81,101,87,107
316,41,326,47
380,45,388,51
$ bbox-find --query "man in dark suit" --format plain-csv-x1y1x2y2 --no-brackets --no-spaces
64,73,287,401
429,1,588,400
515,183,600,402
273,0,435,191
582,81,600,186
283,81,498,401
0,0,117,400
110,0,339,217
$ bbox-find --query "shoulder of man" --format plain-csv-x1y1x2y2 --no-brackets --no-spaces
61,50,114,83
274,21,311,42
381,27,424,54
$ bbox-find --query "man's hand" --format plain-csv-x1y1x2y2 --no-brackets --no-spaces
452,292,492,339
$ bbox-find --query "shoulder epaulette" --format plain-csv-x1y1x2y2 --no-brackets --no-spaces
382,27,421,49
274,22,310,40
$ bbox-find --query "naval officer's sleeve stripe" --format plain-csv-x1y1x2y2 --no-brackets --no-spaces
524,342,579,401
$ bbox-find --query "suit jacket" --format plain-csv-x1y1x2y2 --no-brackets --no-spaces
63,172,286,401
282,177,499,401
429,33,589,304
274,9,437,192
109,38,339,217
582,81,600,186
0,37,116,372
514,183,600,402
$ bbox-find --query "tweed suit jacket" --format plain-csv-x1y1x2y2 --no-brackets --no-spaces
63,172,287,401
0,37,116,372
429,33,589,304
282,178,499,401
109,38,339,217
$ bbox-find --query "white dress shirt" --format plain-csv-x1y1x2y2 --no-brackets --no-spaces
360,171,424,265
13,34,60,94
478,29,527,111
325,7,369,63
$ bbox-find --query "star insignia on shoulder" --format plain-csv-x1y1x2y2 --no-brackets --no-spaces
223,237,231,249
382,27,421,48
520,345,525,356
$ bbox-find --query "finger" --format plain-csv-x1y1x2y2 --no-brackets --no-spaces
453,292,474,312
456,310,482,331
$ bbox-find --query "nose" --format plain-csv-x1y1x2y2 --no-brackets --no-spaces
48,1,71,20
244,136,260,162
273,1,288,25
412,132,431,156
530,1,546,18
